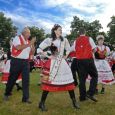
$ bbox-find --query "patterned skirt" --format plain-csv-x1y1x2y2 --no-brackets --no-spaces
40,58,75,92
87,59,115,85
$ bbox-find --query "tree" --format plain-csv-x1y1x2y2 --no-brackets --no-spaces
86,20,102,40
29,26,46,48
107,16,115,49
0,12,17,49
45,33,51,38
66,16,102,41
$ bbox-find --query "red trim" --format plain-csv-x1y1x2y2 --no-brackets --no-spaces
41,83,75,92
68,51,76,58
11,35,30,57
102,79,115,83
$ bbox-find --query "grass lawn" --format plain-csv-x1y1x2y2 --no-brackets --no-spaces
0,70,115,115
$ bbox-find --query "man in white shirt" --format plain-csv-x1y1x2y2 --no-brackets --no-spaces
4,27,36,103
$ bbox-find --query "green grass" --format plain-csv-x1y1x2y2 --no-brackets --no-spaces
0,70,115,115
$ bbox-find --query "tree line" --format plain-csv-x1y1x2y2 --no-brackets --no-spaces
0,12,115,50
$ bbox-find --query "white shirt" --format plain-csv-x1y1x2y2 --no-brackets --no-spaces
70,37,96,52
12,35,31,59
37,37,70,55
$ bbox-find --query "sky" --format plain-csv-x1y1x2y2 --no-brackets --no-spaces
0,0,115,35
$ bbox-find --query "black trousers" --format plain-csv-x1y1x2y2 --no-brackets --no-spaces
29,60,35,72
76,59,98,99
5,57,30,101
71,58,78,86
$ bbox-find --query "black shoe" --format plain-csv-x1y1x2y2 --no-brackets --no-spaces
3,95,9,101
100,88,105,94
39,102,48,111
79,97,88,102
37,82,41,86
86,94,98,102
9,92,12,96
72,99,80,109
17,87,22,91
22,100,32,104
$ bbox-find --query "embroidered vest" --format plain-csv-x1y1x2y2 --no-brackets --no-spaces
97,46,107,59
11,35,30,57
75,36,93,59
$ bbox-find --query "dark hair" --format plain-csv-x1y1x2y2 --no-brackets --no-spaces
50,43,58,54
51,24,63,41
79,27,86,35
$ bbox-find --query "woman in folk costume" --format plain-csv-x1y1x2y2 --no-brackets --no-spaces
94,35,115,94
1,40,22,92
37,24,80,111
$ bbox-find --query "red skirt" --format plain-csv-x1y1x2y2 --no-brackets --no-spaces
41,83,75,92
1,73,22,84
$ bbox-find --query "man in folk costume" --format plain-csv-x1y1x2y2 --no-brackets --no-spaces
71,27,98,102
37,24,80,111
4,27,36,103
94,35,115,94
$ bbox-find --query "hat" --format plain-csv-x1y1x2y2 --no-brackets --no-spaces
96,35,104,41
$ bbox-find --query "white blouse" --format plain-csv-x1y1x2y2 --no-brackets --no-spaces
37,37,70,55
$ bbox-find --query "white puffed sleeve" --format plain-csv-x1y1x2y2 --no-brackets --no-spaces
89,37,96,49
112,52,115,60
37,38,52,53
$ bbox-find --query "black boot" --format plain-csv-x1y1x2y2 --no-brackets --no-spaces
15,83,22,91
72,98,80,109
38,91,49,112
100,87,105,94
68,90,80,109
39,102,47,111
